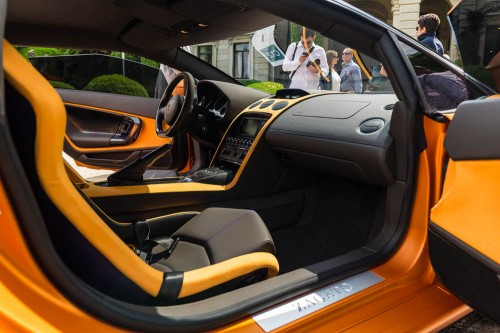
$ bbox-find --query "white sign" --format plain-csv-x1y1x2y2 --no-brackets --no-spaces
252,26,286,67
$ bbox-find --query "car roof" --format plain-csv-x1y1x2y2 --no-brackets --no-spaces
5,0,282,57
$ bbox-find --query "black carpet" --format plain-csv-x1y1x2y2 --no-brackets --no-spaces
271,177,382,273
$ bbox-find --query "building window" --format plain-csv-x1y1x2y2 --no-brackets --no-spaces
233,43,249,79
198,45,213,65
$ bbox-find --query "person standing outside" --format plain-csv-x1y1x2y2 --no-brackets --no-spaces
282,27,328,89
340,48,363,93
322,50,341,91
416,13,444,56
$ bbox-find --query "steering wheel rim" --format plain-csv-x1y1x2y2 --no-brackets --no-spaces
156,71,196,138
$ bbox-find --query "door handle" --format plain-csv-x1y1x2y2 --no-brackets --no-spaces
110,116,142,146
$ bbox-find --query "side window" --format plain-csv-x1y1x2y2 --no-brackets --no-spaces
22,48,161,98
400,42,469,112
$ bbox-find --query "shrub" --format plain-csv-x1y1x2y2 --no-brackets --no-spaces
239,79,261,86
248,81,284,94
49,80,76,90
84,74,149,97
16,47,77,58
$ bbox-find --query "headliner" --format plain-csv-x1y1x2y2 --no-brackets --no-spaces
5,0,282,60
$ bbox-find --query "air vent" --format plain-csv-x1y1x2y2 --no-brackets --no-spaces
359,118,384,134
384,104,395,110
272,101,289,110
249,100,262,109
259,100,275,109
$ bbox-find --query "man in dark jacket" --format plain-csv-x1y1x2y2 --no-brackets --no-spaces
416,13,444,56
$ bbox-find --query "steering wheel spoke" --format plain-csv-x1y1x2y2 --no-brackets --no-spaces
156,72,196,138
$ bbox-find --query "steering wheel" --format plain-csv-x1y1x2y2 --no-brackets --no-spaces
156,72,196,138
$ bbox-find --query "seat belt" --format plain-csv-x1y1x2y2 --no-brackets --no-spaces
132,236,180,264
132,221,179,264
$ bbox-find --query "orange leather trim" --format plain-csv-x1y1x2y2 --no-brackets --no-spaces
63,102,171,152
431,159,500,264
3,40,165,297
423,116,449,206
0,180,124,332
180,252,279,298
83,181,224,197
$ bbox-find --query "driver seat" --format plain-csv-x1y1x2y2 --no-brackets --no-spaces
3,39,279,304
146,208,276,274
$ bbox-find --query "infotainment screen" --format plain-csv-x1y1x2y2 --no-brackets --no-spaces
238,118,261,137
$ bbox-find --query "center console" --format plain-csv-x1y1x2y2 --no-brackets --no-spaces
98,113,271,187
211,113,271,179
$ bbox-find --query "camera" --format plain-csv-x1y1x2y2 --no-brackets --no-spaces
306,59,320,67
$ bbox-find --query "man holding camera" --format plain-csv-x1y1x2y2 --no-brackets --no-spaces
282,27,328,89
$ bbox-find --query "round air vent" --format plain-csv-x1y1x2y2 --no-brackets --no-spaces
259,100,275,109
249,100,262,109
359,118,384,134
272,101,289,110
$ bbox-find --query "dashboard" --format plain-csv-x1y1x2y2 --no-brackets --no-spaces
205,87,399,187
178,79,400,187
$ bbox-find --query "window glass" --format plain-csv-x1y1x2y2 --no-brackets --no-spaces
400,42,470,111
198,45,213,65
233,43,249,79
23,49,160,98
188,21,393,95
448,1,499,92
19,21,395,97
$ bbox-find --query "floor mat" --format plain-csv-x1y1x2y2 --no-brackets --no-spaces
271,177,382,272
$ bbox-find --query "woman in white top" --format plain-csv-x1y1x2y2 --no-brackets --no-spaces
325,50,341,92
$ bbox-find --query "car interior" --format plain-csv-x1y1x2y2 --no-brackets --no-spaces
2,0,495,331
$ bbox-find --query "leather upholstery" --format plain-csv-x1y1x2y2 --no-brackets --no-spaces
153,208,275,272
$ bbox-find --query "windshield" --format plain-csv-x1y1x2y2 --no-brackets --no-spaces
188,21,393,95
22,21,393,96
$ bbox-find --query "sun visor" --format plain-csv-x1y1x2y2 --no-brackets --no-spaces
119,21,176,48
149,0,245,21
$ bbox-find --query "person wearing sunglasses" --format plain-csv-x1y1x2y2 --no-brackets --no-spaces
340,48,362,93
282,27,328,89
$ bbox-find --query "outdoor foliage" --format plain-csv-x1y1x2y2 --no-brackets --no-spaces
110,52,160,68
289,22,323,45
239,80,261,86
15,46,79,58
247,81,284,94
84,74,149,97
49,80,76,90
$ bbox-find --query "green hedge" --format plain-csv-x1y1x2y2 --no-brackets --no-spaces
248,81,284,94
84,74,149,97
49,80,76,90
15,46,78,58
239,79,261,86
